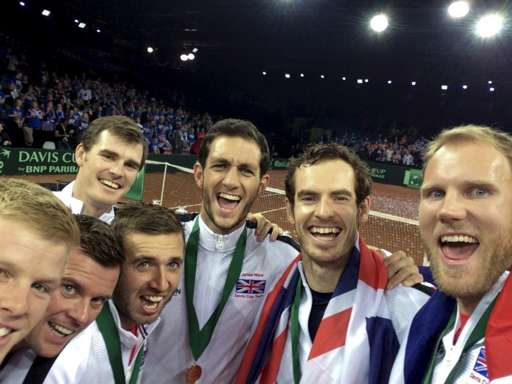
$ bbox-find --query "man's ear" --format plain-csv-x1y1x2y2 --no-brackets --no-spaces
357,196,371,226
258,173,270,195
286,198,295,226
193,162,204,189
75,143,85,167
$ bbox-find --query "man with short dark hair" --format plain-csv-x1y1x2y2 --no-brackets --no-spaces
391,125,512,383
0,215,122,383
32,204,185,383
54,115,148,222
237,144,430,383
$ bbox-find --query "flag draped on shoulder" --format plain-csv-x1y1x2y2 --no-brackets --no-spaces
237,237,403,384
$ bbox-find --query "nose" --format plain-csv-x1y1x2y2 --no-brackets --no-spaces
222,166,240,189
1,282,30,317
437,190,467,223
149,268,171,292
108,160,124,177
314,196,334,219
68,299,89,326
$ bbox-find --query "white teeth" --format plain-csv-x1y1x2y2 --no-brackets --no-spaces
440,235,478,244
99,179,121,190
143,295,163,303
0,327,12,337
218,193,241,202
49,322,74,337
310,226,341,235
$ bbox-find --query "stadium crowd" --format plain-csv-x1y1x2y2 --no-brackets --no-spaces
0,38,213,154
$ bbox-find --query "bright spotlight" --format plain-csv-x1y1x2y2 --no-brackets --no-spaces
342,76,347,81
19,1,26,6
285,73,291,79
187,53,195,60
42,9,51,16
96,29,101,33
441,85,448,90
192,48,199,53
490,87,495,92
387,80,392,84
364,78,369,83
475,13,504,38
262,71,267,76
74,19,79,24
357,79,363,84
411,81,417,86
320,74,325,79
370,14,389,33
488,80,493,84
462,84,468,90
78,22,86,29
147,47,155,54
300,73,304,78
180,53,188,61
448,1,470,19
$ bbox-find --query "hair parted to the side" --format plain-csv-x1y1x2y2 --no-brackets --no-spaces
197,118,271,176
0,178,79,246
112,203,184,248
285,143,372,207
80,115,148,169
74,214,123,267
423,125,512,174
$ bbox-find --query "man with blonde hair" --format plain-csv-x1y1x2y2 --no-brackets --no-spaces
391,125,512,383
0,178,79,364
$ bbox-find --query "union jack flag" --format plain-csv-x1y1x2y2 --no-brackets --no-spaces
236,279,266,295
473,346,488,377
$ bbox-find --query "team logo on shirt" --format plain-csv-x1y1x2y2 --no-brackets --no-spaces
469,346,489,383
235,273,266,298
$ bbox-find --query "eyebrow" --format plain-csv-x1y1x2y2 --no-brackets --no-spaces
99,149,141,169
209,157,257,170
297,189,353,197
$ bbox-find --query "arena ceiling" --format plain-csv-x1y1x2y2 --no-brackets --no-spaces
4,0,511,81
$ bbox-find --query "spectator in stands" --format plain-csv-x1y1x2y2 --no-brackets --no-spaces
0,179,79,364
54,115,147,222
54,119,73,150
0,215,122,383
23,100,43,146
390,125,512,383
0,121,12,146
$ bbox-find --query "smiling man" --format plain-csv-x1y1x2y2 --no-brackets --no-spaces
0,214,122,383
390,125,512,383
237,144,430,383
54,115,147,223
0,179,78,365
29,204,185,383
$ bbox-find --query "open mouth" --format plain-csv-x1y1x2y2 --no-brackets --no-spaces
309,226,342,241
439,234,479,262
216,192,241,211
140,295,165,314
98,178,122,190
48,321,75,338
0,327,13,338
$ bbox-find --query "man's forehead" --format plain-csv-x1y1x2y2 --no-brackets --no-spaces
208,136,261,164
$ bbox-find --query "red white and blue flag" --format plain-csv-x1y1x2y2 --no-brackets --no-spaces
236,279,266,295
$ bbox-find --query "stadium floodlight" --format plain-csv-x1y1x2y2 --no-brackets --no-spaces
387,80,392,84
448,1,470,19
490,87,495,92
42,9,51,16
320,74,325,79
74,19,79,24
19,1,26,6
411,81,417,86
462,84,468,90
285,73,291,79
192,47,199,53
179,53,188,61
370,14,389,33
300,73,304,78
475,13,504,38
187,53,195,60
441,85,448,90
357,79,363,84
342,76,347,81
488,80,493,84
262,71,267,76
78,22,86,29
96,29,101,33
147,46,155,54
364,78,369,83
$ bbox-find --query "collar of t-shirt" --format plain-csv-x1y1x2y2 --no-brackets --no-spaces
453,313,470,344
196,215,246,252
60,181,115,224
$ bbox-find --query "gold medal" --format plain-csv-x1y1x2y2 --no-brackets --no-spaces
185,363,202,384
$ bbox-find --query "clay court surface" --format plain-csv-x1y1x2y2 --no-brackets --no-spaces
1,168,424,264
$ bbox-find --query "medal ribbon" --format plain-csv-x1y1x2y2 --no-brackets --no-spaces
96,304,144,384
422,298,497,384
185,218,248,360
